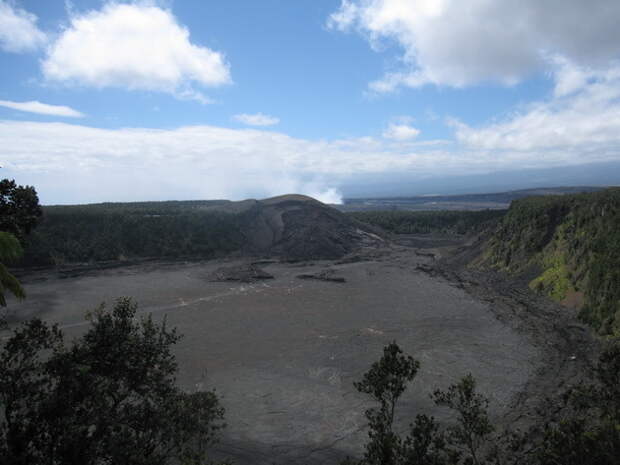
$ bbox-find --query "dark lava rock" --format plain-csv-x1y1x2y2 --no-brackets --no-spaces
296,269,346,283
209,264,274,283
415,263,435,274
238,195,385,261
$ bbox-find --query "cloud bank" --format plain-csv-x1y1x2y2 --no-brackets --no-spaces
2,105,619,204
42,2,231,102
329,0,620,91
455,64,620,157
0,0,46,53
1,1,619,204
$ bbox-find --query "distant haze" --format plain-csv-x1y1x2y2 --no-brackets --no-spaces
339,162,620,199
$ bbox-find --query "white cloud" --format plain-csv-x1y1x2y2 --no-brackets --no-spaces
454,64,620,159
233,113,280,127
2,110,619,205
329,0,620,91
0,0,46,52
382,122,420,140
0,99,84,117
42,2,231,102
550,55,596,98
0,121,464,204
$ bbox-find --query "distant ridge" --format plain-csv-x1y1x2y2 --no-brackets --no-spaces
338,186,606,212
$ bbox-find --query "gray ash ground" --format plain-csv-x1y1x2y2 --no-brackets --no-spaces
2,236,597,465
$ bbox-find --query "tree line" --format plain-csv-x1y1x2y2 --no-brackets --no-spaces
347,210,507,236
19,202,245,266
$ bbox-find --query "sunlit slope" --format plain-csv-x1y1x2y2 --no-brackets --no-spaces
477,188,620,335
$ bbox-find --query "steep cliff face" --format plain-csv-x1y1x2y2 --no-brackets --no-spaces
477,188,620,335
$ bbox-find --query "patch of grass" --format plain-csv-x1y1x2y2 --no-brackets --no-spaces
529,251,574,301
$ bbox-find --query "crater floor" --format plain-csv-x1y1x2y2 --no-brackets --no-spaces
4,246,543,464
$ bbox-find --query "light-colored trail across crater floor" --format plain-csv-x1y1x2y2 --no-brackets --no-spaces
3,244,593,465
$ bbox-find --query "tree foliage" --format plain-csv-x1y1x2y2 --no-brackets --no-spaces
480,187,620,335
0,178,42,308
353,342,420,465
346,342,494,465
19,201,244,266
348,341,620,465
0,297,225,465
533,340,620,465
348,210,506,236
0,232,25,307
0,179,42,240
432,375,495,465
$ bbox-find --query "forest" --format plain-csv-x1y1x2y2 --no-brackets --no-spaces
479,188,620,336
346,210,507,235
19,201,245,266
18,202,506,267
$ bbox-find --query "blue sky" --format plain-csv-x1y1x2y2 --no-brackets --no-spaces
1,0,620,204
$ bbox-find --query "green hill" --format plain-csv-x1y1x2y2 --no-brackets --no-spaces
477,187,620,335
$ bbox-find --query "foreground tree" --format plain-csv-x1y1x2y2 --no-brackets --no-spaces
349,341,620,465
533,340,620,465
352,342,421,465
0,179,42,240
0,232,25,307
0,178,42,310
346,343,502,465
432,375,495,465
0,297,225,465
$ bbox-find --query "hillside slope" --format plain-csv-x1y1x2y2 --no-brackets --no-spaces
20,195,383,265
240,195,383,260
476,188,620,335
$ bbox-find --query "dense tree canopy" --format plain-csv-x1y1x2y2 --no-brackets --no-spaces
0,232,25,307
19,202,244,266
0,179,41,308
0,298,225,465
347,210,506,236
0,179,42,240
481,188,620,335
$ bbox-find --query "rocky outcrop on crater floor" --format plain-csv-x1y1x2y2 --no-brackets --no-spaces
208,264,274,283
296,268,346,283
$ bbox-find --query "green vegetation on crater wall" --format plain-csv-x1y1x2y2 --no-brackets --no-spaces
480,187,620,335
528,249,575,301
